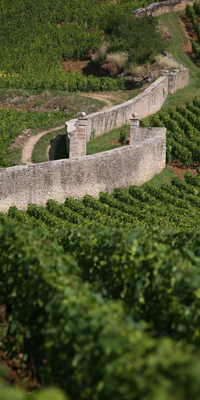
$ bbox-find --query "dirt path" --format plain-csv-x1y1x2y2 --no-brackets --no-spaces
21,96,113,165
21,125,65,165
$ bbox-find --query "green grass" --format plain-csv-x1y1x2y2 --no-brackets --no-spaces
30,87,149,162
142,166,176,188
8,146,25,166
32,122,131,162
0,89,108,114
159,11,200,109
102,86,149,106
87,124,129,155
32,128,65,163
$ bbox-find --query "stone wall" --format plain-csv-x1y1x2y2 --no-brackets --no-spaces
0,125,166,212
132,0,198,18
66,64,189,158
0,0,191,212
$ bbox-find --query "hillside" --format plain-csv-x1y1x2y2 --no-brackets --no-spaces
0,0,163,90
2,1,200,400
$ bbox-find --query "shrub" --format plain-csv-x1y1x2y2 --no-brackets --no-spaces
119,127,128,145
106,52,128,72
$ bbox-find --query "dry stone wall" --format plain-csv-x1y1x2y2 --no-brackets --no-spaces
132,0,198,17
0,1,192,212
0,126,166,212
66,59,189,158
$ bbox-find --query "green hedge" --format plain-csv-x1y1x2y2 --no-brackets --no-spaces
1,221,200,399
0,72,126,91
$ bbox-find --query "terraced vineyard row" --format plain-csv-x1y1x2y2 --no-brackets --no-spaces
143,97,200,166
3,171,200,232
186,3,200,60
2,173,200,398
2,2,200,400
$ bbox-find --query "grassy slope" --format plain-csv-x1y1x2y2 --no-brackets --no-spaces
32,128,65,164
159,11,200,109
87,125,129,155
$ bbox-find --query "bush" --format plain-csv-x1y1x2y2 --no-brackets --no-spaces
119,128,127,145
103,10,164,65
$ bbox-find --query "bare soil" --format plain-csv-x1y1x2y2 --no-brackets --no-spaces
179,14,200,67
169,158,198,180
62,58,90,73
0,309,40,392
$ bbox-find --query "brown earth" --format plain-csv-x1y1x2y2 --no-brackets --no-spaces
0,348,40,392
0,308,40,392
62,58,90,73
169,159,198,180
179,14,200,67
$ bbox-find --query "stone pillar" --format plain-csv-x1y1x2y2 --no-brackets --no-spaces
69,118,87,158
130,117,140,145
168,69,180,94
65,121,70,158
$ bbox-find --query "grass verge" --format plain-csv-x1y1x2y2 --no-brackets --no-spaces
87,124,129,155
142,166,176,188
159,11,200,109
32,128,65,163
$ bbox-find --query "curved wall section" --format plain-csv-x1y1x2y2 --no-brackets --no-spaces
67,60,189,158
0,127,166,212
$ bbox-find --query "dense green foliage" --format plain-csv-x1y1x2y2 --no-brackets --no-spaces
0,370,68,400
6,173,200,233
103,13,164,65
2,221,200,399
186,3,200,60
3,173,200,398
142,97,200,166
1,3,200,398
0,71,127,92
0,0,163,90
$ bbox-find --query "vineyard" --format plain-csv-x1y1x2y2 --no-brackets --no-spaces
2,173,200,398
3,1,200,399
0,0,164,90
186,3,200,60
2,95,200,170
142,96,200,166
5,173,200,230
